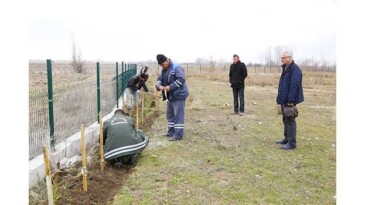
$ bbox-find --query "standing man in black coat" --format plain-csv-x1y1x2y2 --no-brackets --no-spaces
229,54,248,115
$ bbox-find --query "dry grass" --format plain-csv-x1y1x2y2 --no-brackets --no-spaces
186,66,335,89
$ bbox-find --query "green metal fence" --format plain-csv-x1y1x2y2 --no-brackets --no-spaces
117,62,137,99
29,60,136,160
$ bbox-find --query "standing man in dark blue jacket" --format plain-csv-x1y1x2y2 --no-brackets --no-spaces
155,54,189,141
276,50,304,150
229,54,248,115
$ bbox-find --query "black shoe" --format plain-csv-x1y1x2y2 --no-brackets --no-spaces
168,136,182,141
114,162,123,168
280,143,296,150
276,139,288,144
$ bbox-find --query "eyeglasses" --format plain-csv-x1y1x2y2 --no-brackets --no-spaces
281,56,290,60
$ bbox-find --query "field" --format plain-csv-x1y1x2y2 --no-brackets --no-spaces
30,67,336,204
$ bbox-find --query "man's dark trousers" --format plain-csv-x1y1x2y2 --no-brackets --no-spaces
232,87,244,113
281,104,297,147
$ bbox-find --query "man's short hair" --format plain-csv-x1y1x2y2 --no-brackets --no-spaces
233,54,239,58
140,73,147,79
281,50,293,58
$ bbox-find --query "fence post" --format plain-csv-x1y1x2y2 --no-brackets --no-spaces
81,124,88,192
121,61,125,111
136,95,139,130
97,62,101,123
155,65,159,113
141,91,144,124
186,63,189,81
123,63,126,92
46,59,55,147
121,61,124,98
42,145,54,205
99,112,104,171
116,62,119,108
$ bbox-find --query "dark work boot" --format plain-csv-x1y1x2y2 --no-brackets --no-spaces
168,136,182,141
276,139,288,144
280,143,296,150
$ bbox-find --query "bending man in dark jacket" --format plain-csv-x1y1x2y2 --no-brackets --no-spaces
124,72,150,109
229,54,248,115
127,72,150,93
276,50,304,150
103,108,149,166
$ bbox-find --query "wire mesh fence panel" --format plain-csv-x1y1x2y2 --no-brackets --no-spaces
29,60,137,160
51,62,97,147
100,63,117,116
29,61,97,159
29,61,50,159
116,63,137,100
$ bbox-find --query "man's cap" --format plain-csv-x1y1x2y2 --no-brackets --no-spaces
113,107,124,114
156,54,167,64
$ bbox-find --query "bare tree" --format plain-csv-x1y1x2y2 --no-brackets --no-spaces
313,58,319,71
208,56,216,72
330,61,336,72
195,57,204,66
264,46,272,73
274,46,284,67
258,52,266,73
71,39,85,73
218,58,227,72
298,58,312,70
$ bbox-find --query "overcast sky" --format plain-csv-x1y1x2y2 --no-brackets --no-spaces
29,0,336,63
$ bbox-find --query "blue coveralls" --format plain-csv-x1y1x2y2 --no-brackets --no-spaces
156,60,189,139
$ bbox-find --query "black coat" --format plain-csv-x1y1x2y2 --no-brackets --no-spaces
229,61,248,88
127,75,149,92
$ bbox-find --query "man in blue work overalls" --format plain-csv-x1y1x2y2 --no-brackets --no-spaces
155,54,189,141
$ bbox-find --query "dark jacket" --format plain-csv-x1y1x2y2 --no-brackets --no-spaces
103,112,148,161
156,60,189,101
127,75,149,92
276,61,304,105
229,61,248,88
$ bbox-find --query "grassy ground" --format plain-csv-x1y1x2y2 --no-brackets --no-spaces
111,72,336,204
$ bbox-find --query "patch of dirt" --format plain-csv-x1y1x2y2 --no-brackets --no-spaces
54,162,135,205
